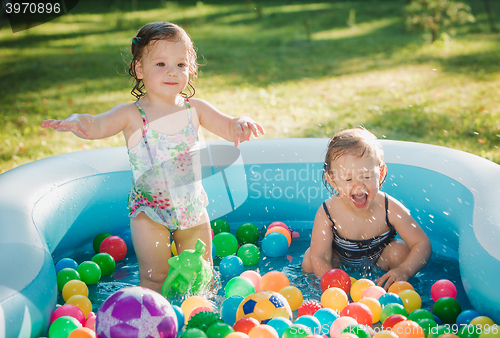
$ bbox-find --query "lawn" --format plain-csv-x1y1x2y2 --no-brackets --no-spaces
1,0,499,173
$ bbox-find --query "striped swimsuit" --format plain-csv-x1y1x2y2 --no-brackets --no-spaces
324,193,397,266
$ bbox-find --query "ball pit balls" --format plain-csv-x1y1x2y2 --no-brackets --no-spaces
77,261,101,285
66,295,92,319
431,279,457,301
268,221,291,233
382,314,407,329
234,317,260,334
294,315,322,336
313,308,339,336
55,258,79,274
99,236,127,261
85,312,96,331
408,309,434,322
261,232,289,257
388,281,415,295
227,333,250,338
236,291,293,324
392,320,425,338
211,219,231,235
225,276,256,298
362,285,386,300
260,271,290,293
373,331,399,338
340,302,373,326
279,286,303,311
237,244,261,266
320,269,351,294
241,270,262,292
206,322,235,337
49,316,82,338
221,296,245,326
93,232,112,253
172,305,185,332
350,278,375,302
298,300,323,317
189,307,212,320
180,328,208,338
186,310,221,332
358,297,382,323
266,227,292,246
343,324,372,338
51,304,86,326
68,327,97,338
399,289,422,314
380,303,407,323
62,280,89,302
432,297,462,324
220,255,245,279
330,316,358,338
282,324,310,338
456,309,481,326
181,295,213,324
213,232,239,257
57,268,81,291
236,222,260,244
248,324,279,338
96,286,178,338
266,317,293,337
378,292,404,307
91,253,116,276
320,287,348,313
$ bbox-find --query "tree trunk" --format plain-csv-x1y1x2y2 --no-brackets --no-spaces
483,0,498,33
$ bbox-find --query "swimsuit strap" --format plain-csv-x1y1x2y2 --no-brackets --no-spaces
322,202,335,225
134,102,149,136
384,193,392,229
184,98,193,125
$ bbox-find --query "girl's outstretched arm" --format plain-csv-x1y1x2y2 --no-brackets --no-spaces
189,98,265,147
309,204,335,278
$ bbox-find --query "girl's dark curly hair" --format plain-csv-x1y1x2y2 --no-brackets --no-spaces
128,21,198,100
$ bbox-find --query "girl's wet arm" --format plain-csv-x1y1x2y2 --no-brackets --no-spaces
309,207,335,278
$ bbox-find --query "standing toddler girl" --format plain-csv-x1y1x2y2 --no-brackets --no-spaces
42,21,265,292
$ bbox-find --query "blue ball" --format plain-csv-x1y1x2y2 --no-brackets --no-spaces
219,255,244,279
172,305,184,331
55,258,78,274
456,309,480,326
221,296,244,326
294,315,322,336
212,242,216,260
379,292,404,307
267,317,292,338
314,308,339,335
261,232,288,257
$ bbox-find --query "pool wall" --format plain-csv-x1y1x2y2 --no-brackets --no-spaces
1,139,499,338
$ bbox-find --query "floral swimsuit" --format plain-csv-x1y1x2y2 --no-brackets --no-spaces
127,100,208,230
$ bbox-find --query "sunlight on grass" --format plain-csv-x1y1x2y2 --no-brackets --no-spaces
314,18,399,40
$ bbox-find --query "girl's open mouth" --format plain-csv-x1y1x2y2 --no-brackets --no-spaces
351,192,368,208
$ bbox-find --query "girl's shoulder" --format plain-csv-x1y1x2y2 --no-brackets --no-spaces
384,192,410,214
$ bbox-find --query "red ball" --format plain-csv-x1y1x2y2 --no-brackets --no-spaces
100,236,127,261
298,300,323,317
320,269,351,294
233,317,260,334
340,302,373,326
382,314,407,329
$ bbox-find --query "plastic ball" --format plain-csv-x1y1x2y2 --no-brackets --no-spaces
57,268,81,291
68,327,96,338
470,316,495,328
213,232,239,257
457,325,482,338
237,244,261,266
236,291,293,324
206,322,234,337
51,304,86,326
382,314,407,329
225,276,256,298
298,300,323,317
432,297,461,324
294,315,322,336
66,295,92,319
91,253,116,276
359,297,382,323
362,286,386,299
226,333,250,338
340,302,373,326
84,312,96,331
181,296,213,324
380,303,407,323
321,287,348,313
279,286,303,311
343,324,371,338
392,320,425,338
431,279,457,301
267,317,292,338
267,221,291,233
186,310,221,332
320,269,351,294
62,280,89,302
373,330,399,338
237,223,260,244
388,281,415,295
248,324,280,338
221,296,245,327
261,233,289,257
313,308,339,336
189,307,212,321
93,232,112,253
456,310,481,326
408,308,434,322
55,258,79,274
49,316,82,338
414,318,438,337
172,305,184,332
99,236,127,261
233,317,260,334
220,255,245,279
399,289,422,314
378,292,404,307
266,227,292,246
211,219,231,235
241,271,262,292
282,324,310,338
180,328,208,338
260,271,290,293
77,261,101,285
350,279,375,302
330,316,357,338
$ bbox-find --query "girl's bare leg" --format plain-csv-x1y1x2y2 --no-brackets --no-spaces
172,209,213,265
377,239,410,271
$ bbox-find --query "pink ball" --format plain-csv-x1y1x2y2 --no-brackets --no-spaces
241,270,262,292
330,316,357,338
362,285,386,299
189,306,213,320
100,236,127,261
85,312,96,330
340,302,373,326
431,279,457,301
268,222,291,234
51,304,86,326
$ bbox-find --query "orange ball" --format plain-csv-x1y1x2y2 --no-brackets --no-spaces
248,324,279,338
350,279,375,302
226,333,250,338
66,295,92,319
266,228,291,246
358,297,382,324
181,296,212,324
388,281,415,295
68,327,96,338
392,320,425,338
260,271,290,292
279,286,303,311
321,287,348,313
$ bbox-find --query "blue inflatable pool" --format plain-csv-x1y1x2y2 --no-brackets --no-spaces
1,138,499,337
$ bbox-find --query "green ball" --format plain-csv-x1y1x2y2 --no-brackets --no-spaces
56,268,80,291
343,324,371,338
210,219,230,235
91,252,116,276
77,261,101,284
427,324,453,338
415,318,438,337
93,232,112,253
48,316,82,338
224,276,255,298
236,222,260,244
409,308,435,322
206,322,234,338
180,328,208,338
380,303,407,323
237,243,261,265
432,297,462,324
212,232,238,257
282,324,310,338
458,325,481,338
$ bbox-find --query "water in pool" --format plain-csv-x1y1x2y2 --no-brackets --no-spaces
56,225,472,317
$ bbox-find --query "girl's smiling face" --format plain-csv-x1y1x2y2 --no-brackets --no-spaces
327,154,386,211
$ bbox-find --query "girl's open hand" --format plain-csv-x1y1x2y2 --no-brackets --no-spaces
233,117,265,147
41,115,89,137
376,267,410,291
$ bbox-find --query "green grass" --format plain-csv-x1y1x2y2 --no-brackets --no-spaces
1,0,499,173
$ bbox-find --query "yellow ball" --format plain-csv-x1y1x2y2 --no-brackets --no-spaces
321,287,348,313
478,326,500,338
62,280,89,302
359,297,382,324
181,295,212,324
66,295,92,319
388,281,414,295
279,286,303,311
471,316,496,330
171,240,177,256
399,289,422,314
350,277,357,285
350,278,375,302
248,324,280,338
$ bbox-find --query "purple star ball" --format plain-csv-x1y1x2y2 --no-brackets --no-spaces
96,286,178,338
